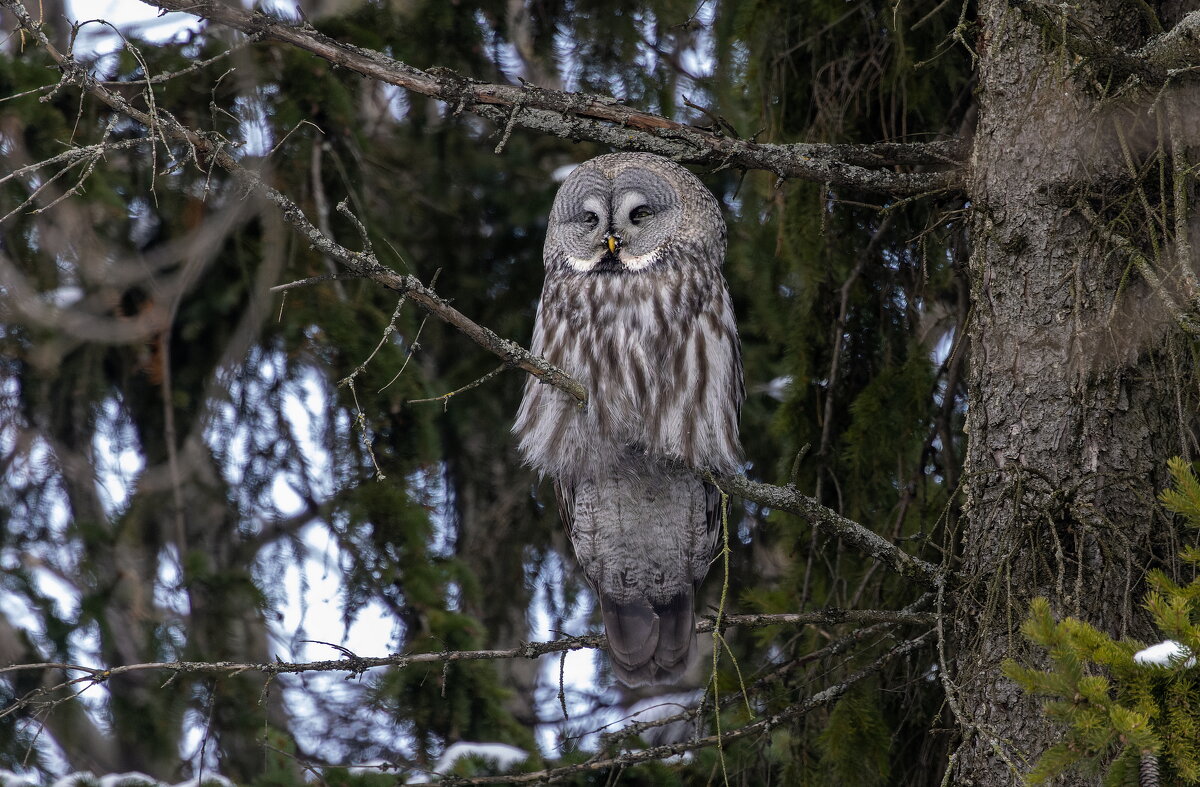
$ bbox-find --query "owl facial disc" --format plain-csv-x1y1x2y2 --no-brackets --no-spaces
548,162,683,274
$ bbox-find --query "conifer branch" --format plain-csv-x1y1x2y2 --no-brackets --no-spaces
135,0,963,195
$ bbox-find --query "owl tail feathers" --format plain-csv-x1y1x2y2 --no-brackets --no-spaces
600,592,696,687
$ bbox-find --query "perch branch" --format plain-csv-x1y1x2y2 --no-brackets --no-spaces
0,607,934,685
0,608,933,729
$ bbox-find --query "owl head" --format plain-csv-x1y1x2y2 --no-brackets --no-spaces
544,153,726,275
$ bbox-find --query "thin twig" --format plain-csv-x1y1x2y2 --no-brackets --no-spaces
270,272,367,292
408,364,509,409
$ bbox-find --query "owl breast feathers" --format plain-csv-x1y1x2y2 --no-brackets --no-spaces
513,153,744,686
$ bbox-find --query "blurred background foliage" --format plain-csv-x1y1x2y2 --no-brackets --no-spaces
0,0,972,783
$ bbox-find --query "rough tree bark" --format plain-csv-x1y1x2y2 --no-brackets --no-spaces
954,1,1197,782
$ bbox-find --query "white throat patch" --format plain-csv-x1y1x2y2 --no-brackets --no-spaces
565,249,660,273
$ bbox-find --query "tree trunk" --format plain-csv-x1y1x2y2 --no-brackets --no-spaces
954,1,1196,782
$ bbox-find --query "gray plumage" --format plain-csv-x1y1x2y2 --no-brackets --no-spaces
514,153,743,686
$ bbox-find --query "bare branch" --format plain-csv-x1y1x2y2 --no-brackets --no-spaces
137,0,963,195
270,271,366,292
0,606,933,693
1,625,933,781
408,363,509,408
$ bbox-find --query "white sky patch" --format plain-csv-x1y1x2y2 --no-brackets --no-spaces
67,0,203,55
552,164,578,183
930,327,955,370
92,397,145,517
225,360,398,665
378,83,411,124
154,545,189,619
271,523,399,662
409,742,531,783
474,10,524,84
233,92,276,159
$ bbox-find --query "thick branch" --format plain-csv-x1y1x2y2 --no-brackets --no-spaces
1137,11,1200,74
138,0,962,195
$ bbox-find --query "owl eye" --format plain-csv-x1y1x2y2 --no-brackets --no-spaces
580,211,600,228
629,205,654,225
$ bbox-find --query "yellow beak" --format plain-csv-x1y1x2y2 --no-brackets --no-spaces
607,235,619,254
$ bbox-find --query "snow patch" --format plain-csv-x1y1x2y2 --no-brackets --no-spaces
1134,639,1196,668
408,742,531,782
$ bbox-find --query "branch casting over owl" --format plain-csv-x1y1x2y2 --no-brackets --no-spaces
514,153,744,686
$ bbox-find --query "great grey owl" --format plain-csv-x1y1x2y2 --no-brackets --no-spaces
514,153,743,686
